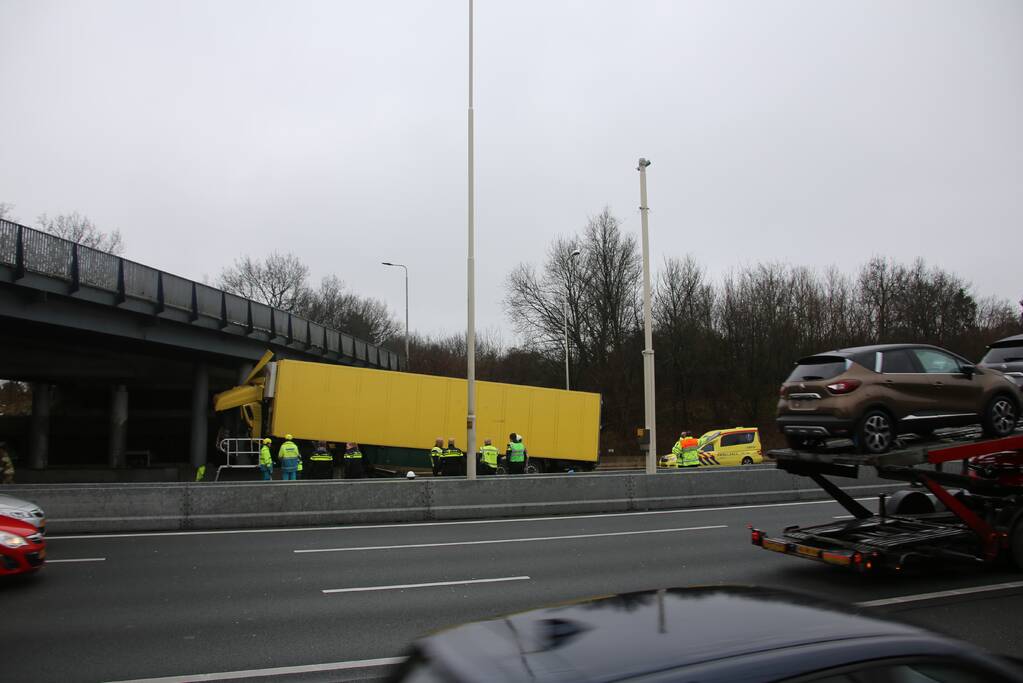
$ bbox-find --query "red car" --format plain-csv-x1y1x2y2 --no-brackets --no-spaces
0,515,46,576
968,451,1023,488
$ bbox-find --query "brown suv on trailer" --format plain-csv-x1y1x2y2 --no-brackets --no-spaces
777,344,1021,454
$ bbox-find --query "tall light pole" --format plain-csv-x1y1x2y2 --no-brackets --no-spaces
381,262,409,370
465,0,477,480
564,248,581,390
637,158,657,475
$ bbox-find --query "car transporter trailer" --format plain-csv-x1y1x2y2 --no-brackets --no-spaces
750,429,1023,573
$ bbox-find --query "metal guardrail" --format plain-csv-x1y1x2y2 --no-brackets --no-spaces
0,219,399,370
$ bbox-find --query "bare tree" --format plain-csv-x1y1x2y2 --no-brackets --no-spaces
856,257,906,342
653,255,715,427
37,212,125,255
301,275,401,346
0,202,15,221
218,252,311,312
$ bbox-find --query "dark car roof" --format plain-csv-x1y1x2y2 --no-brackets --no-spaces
990,334,1023,348
409,586,983,683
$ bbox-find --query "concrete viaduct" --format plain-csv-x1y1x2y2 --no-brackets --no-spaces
0,219,400,480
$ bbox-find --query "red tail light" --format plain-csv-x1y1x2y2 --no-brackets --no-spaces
826,379,861,395
750,529,763,545
779,385,786,397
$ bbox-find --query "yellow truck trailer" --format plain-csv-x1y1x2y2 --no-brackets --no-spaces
214,354,602,472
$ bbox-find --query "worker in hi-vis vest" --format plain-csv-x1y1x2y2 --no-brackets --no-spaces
441,438,465,476
308,441,334,479
675,432,700,468
343,442,365,479
506,433,527,475
430,438,444,477
479,438,499,475
259,438,274,481
278,434,301,481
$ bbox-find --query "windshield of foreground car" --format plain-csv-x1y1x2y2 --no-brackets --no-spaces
786,357,850,382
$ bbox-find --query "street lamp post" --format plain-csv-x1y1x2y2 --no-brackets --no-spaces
637,158,657,475
381,262,409,370
564,248,581,390
466,0,477,480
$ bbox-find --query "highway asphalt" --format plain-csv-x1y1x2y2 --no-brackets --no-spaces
4,497,1023,683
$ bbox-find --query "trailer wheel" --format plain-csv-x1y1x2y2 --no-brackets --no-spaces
884,490,935,516
855,409,894,454
982,395,1019,439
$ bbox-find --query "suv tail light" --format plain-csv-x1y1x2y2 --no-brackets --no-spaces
779,385,786,397
826,379,861,395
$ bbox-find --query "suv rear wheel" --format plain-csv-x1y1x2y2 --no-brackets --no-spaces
856,409,894,454
982,395,1018,438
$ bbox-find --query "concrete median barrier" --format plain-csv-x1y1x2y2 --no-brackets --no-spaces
2,466,910,534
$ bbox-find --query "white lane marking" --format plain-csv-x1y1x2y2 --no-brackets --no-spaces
296,525,727,554
323,575,530,594
47,557,106,563
856,581,1023,608
50,497,868,540
104,656,405,683
834,515,855,519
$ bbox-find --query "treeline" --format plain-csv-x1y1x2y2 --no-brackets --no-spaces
495,208,1021,455
217,254,400,346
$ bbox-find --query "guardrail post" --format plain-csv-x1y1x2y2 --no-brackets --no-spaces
189,282,199,322
269,307,277,339
115,258,126,304
305,320,312,350
286,313,293,344
14,224,25,280
219,291,228,329
245,300,254,335
155,272,165,314
69,243,80,293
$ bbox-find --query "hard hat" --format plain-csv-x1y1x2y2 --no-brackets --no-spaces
262,438,271,445
285,434,293,440
406,471,416,479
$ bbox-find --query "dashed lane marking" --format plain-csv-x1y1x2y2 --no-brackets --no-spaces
47,557,106,563
322,575,531,594
104,656,405,682
857,581,1023,608
295,525,727,554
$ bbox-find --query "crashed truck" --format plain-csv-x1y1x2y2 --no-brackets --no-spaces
213,352,602,474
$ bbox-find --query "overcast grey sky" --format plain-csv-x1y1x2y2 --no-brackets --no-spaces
1,1,1020,339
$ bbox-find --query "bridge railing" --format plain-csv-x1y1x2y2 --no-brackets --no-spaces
0,219,400,370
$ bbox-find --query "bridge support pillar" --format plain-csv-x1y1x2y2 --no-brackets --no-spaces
29,383,52,469
108,384,128,468
190,363,209,470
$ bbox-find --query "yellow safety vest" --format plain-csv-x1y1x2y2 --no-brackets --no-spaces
344,450,363,460
507,442,526,463
310,449,333,462
480,445,499,467
442,447,463,459
259,446,273,466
